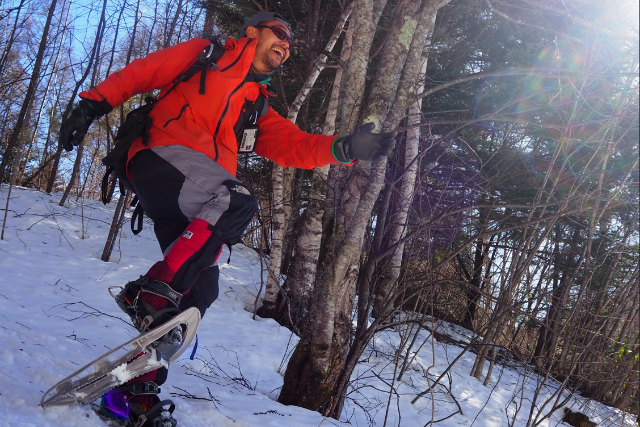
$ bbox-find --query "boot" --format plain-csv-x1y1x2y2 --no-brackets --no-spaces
104,276,183,426
112,276,183,333
100,384,177,427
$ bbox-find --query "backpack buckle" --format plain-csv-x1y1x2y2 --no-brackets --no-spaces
200,43,220,71
203,43,215,59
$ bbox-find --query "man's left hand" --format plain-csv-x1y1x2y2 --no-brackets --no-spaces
333,123,397,163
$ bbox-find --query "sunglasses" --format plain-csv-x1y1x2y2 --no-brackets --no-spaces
255,25,294,47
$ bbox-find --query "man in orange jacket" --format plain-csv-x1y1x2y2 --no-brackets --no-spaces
60,11,395,427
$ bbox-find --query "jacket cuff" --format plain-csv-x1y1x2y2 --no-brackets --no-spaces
79,88,111,105
79,90,99,101
331,137,353,165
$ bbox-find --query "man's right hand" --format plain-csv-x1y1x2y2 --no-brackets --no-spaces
60,98,113,151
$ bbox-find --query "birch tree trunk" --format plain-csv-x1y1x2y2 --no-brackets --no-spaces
279,0,443,417
271,17,355,332
259,164,286,313
277,3,355,283
278,0,456,417
370,14,436,317
259,5,353,317
333,2,449,414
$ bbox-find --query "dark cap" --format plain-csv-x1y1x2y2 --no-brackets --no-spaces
240,12,291,38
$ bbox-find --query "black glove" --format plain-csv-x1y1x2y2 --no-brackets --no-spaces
333,122,396,163
59,98,113,151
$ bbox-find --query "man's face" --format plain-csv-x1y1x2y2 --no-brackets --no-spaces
246,20,292,74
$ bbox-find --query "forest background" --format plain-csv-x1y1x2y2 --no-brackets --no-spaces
0,0,638,423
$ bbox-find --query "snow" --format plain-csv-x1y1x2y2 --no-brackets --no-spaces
0,185,636,427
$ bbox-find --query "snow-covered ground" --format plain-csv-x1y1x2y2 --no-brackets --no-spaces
0,185,635,427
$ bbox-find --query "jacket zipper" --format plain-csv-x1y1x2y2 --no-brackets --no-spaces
220,40,254,73
213,81,246,161
163,103,189,128
212,40,256,161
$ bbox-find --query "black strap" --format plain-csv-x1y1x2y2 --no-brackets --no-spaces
103,128,139,167
199,66,208,95
134,276,183,306
139,307,182,331
134,399,175,427
171,39,225,95
101,165,115,204
115,381,160,395
131,203,144,235
254,95,268,119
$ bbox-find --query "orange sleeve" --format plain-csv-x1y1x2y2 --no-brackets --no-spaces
254,106,345,169
79,38,211,107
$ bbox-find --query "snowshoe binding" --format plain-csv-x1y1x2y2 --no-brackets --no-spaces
97,383,177,427
110,276,189,359
111,276,184,333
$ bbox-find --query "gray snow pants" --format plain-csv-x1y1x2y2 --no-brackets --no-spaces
128,145,258,317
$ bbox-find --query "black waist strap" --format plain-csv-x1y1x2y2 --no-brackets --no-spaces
131,197,144,235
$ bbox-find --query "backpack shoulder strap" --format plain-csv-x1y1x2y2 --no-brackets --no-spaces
257,82,277,117
176,37,225,94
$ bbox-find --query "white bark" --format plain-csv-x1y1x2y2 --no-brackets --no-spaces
287,3,353,124
282,19,354,324
373,8,440,316
263,164,285,306
334,0,427,310
263,5,353,309
308,0,386,373
375,60,426,306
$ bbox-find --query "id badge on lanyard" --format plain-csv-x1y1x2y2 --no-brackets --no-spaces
239,111,260,153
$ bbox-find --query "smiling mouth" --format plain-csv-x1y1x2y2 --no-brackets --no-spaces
272,46,286,59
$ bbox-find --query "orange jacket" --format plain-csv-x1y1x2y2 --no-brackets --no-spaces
80,37,341,177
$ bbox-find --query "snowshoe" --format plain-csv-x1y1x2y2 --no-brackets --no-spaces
40,306,200,408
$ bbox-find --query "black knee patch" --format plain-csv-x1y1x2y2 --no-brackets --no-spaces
216,180,258,246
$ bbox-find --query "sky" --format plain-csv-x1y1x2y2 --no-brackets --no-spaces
0,184,636,427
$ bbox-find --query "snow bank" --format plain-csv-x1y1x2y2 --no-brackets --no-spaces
0,185,635,427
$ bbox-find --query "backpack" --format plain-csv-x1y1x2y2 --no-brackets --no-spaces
100,38,227,234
